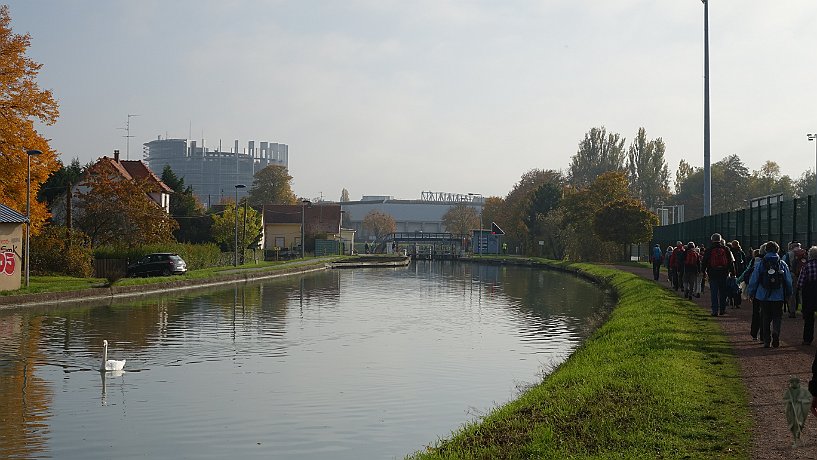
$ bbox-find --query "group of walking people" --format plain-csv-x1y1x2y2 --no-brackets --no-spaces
650,233,817,349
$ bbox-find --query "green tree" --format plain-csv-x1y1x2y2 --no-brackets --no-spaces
673,154,751,218
75,163,178,247
674,159,697,195
745,160,795,201
568,126,626,187
593,198,659,261
161,165,210,243
523,182,564,258
626,127,670,209
502,169,563,254
561,171,630,261
247,165,297,206
210,202,262,252
38,157,85,208
441,203,480,235
340,188,350,202
795,169,816,199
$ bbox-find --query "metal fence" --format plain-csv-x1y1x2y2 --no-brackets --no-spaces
653,195,817,251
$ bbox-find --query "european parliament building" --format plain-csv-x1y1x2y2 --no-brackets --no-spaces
143,137,288,207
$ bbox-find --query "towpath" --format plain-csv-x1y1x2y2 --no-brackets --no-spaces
613,263,816,459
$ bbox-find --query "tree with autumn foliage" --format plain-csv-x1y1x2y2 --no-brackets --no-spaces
247,165,297,206
74,163,178,247
362,210,396,243
593,198,659,261
441,203,480,236
0,5,60,234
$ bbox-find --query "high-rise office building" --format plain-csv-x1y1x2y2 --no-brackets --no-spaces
143,137,289,207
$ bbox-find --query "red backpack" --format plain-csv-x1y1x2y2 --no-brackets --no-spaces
709,246,730,270
685,250,700,269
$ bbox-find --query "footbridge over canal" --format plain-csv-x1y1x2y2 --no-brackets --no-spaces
386,232,467,260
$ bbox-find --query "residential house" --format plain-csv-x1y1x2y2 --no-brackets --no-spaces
262,203,349,256
0,204,27,291
51,150,173,225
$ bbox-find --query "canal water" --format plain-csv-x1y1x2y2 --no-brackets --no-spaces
0,262,607,459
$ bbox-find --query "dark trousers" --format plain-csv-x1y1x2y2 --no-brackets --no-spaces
750,298,761,339
652,262,661,281
804,303,815,344
709,275,728,315
759,300,783,346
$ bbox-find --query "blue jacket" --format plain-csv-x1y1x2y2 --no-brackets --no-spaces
747,252,793,301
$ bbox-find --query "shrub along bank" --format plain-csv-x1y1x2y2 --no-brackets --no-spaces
412,260,750,459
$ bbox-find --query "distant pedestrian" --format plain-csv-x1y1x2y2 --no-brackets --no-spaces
797,246,817,345
664,246,673,283
682,242,700,299
702,233,735,316
365,242,370,254
650,244,663,281
693,246,704,298
730,240,747,279
785,242,808,318
669,241,686,291
747,241,793,348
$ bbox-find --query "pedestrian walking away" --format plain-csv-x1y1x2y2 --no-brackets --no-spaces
747,241,793,348
797,246,817,345
702,233,736,316
650,243,663,281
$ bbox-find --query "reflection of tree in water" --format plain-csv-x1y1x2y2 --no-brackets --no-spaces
0,314,53,458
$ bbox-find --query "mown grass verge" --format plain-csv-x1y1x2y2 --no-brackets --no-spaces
411,260,750,459
3,256,345,296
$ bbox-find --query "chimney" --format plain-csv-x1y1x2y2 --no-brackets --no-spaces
114,149,120,162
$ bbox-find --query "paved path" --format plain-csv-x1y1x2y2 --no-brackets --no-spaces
613,264,817,460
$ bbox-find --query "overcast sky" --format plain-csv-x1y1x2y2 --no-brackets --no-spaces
8,1,817,201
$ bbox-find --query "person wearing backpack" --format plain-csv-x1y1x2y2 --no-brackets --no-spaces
747,241,793,348
740,248,762,340
797,246,817,345
682,242,701,299
702,233,736,316
649,243,664,281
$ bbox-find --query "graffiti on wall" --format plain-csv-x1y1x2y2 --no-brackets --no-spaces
0,238,20,276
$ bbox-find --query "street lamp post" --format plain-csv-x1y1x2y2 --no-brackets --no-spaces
25,149,42,288
468,193,483,256
702,0,712,216
234,184,245,266
301,199,312,258
808,134,817,200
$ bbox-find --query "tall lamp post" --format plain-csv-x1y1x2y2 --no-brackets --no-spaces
701,0,712,216
25,149,42,288
808,134,817,200
468,193,483,256
301,199,311,258
234,184,245,266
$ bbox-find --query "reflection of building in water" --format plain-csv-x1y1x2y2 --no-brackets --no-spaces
0,314,52,458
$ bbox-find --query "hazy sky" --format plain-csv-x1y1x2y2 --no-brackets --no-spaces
8,1,817,201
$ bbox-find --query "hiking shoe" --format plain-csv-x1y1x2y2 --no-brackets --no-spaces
789,312,797,318
772,336,780,348
763,343,770,348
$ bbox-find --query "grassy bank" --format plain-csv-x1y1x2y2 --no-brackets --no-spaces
4,256,342,296
412,260,750,459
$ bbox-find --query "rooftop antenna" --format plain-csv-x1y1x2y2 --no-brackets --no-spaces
117,114,140,160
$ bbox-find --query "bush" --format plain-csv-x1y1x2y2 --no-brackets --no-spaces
93,242,223,270
30,226,94,277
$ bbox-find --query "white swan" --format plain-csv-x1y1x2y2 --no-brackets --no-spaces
101,339,126,371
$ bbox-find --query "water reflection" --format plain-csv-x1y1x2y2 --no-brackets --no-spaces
0,262,605,459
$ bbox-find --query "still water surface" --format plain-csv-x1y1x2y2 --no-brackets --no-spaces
0,262,606,459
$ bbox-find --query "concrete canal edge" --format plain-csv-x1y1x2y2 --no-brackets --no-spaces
0,255,416,309
0,262,332,309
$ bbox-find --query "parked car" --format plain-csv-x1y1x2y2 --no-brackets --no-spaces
126,253,187,277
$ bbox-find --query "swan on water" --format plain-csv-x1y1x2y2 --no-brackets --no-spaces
101,339,126,371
